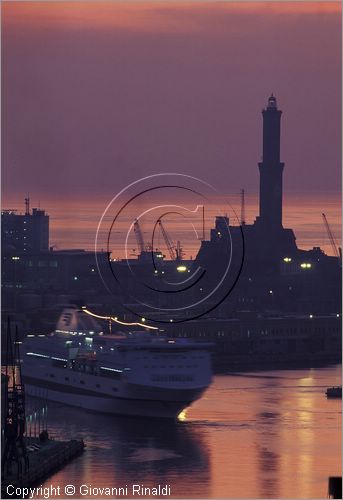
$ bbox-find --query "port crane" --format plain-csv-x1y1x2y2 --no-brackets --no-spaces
2,320,29,478
133,219,152,253
157,219,183,261
133,219,145,254
322,213,342,265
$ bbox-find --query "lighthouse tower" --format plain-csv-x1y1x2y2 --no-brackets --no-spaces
257,94,284,228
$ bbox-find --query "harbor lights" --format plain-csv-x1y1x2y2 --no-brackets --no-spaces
176,265,187,272
283,257,292,262
82,306,159,330
178,409,187,421
300,263,312,269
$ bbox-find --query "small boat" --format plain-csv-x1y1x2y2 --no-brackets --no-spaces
325,386,342,399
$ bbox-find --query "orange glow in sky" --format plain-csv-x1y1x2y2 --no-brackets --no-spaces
2,1,341,217
3,2,341,33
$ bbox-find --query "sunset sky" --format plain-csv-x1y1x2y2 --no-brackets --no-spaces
2,1,341,202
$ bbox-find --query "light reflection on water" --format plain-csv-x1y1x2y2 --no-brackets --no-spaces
32,365,341,499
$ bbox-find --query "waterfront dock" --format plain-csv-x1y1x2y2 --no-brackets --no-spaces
1,437,84,498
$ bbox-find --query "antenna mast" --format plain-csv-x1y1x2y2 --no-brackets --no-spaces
202,205,205,240
240,189,246,226
24,197,30,216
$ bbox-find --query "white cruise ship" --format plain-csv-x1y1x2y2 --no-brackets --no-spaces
21,308,213,418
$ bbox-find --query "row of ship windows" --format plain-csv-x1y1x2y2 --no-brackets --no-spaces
144,365,197,369
151,375,194,382
175,327,339,337
223,336,339,346
27,260,58,267
46,373,118,391
148,356,202,360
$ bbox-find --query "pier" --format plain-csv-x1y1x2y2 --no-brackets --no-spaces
1,321,84,499
1,437,84,498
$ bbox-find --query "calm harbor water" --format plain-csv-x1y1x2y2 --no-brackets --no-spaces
30,365,342,499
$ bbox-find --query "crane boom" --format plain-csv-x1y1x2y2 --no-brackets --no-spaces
133,219,145,255
158,220,177,260
322,213,340,259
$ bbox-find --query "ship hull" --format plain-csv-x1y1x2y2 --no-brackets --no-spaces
23,377,205,419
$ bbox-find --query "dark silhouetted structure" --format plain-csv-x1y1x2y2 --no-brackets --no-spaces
2,200,49,253
194,94,341,315
2,320,29,479
256,94,284,229
1,95,341,339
